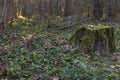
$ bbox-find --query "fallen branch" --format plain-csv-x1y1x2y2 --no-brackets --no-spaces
48,16,95,30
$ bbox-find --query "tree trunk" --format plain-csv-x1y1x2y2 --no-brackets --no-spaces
64,0,71,16
93,0,103,19
69,25,116,55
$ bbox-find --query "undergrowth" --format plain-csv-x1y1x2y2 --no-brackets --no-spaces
0,22,120,80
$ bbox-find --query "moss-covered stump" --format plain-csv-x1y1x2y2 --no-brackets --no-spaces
69,24,116,55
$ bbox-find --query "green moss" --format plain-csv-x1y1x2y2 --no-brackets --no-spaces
69,24,115,55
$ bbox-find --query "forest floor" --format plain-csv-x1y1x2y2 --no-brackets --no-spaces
0,22,120,80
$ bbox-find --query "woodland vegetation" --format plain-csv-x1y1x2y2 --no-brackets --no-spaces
0,0,120,80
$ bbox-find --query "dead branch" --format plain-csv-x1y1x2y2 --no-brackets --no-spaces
48,16,95,30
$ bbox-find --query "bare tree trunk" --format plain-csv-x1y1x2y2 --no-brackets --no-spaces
1,0,8,26
93,0,103,19
105,0,117,20
64,0,72,16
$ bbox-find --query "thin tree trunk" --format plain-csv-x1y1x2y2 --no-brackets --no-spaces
64,0,71,16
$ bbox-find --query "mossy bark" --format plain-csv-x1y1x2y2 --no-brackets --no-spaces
69,25,115,55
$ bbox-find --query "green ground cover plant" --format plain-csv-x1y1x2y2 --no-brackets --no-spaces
0,22,120,80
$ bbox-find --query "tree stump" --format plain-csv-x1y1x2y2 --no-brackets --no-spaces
69,24,116,55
